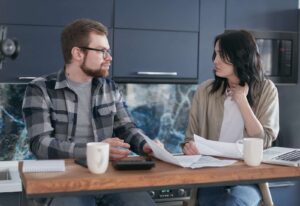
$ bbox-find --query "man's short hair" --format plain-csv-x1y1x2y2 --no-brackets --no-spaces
61,18,108,64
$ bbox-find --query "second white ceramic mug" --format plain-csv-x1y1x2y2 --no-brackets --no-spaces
243,138,263,166
86,142,109,174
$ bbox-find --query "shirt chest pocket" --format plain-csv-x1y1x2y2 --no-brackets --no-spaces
97,105,117,117
96,105,117,134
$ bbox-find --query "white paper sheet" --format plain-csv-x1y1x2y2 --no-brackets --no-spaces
194,134,243,159
143,134,236,168
23,160,65,173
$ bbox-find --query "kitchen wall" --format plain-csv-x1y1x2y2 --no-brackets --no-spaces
0,0,299,160
277,71,300,147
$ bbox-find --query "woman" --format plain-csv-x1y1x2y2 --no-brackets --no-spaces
182,30,279,206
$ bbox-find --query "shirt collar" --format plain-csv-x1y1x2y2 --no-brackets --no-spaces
54,69,69,89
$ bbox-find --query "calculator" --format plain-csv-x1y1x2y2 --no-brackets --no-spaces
112,159,155,170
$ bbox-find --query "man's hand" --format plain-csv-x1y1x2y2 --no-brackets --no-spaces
142,139,164,155
182,141,200,155
102,137,131,160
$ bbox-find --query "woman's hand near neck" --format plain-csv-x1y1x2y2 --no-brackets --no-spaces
228,80,264,137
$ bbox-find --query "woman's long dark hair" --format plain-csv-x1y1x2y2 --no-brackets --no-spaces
210,30,265,106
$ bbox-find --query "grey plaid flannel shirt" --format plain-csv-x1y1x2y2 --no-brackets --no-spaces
22,69,147,159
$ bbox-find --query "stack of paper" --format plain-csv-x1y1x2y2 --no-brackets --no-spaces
23,160,65,173
143,135,236,168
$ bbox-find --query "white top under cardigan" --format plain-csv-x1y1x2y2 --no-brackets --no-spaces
219,90,244,143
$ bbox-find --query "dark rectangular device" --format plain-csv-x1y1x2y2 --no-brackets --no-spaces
75,158,155,170
112,159,155,170
74,159,87,168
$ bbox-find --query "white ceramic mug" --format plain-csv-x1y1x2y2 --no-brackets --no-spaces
86,142,109,174
243,138,263,166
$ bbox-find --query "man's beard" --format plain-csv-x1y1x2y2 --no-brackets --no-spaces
80,57,109,78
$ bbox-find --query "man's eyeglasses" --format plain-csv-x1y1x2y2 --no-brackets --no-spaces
79,46,112,58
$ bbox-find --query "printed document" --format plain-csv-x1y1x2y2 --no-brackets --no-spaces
143,135,236,168
194,134,243,159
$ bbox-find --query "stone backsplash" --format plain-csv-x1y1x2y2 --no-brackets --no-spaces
0,83,197,160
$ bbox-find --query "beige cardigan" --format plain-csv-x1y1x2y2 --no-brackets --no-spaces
184,79,279,205
184,79,279,148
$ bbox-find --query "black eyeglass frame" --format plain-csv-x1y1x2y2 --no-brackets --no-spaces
79,46,111,58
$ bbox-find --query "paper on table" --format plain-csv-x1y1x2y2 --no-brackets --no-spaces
23,160,65,173
189,156,238,169
194,134,243,159
142,134,236,168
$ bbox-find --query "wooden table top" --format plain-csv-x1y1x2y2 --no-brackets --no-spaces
19,158,300,197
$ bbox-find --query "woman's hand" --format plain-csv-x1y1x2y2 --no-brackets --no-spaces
102,137,131,160
182,141,200,155
229,83,264,137
230,83,249,105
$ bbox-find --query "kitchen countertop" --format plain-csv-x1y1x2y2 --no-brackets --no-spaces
0,161,22,193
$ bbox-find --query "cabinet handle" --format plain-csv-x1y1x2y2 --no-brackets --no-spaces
136,71,178,76
269,181,295,188
18,77,36,80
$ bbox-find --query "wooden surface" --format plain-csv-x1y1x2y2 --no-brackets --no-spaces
19,158,300,197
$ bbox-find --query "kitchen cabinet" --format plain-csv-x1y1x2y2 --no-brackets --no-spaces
0,0,114,83
113,0,199,83
226,0,299,84
113,29,198,83
0,25,113,83
225,0,298,32
115,0,199,31
270,181,300,206
0,0,113,28
0,0,299,84
0,25,63,83
198,0,226,83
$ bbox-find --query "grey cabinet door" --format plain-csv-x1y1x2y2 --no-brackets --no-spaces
113,29,198,83
0,0,113,27
115,0,199,31
113,0,200,83
226,0,298,31
198,0,226,83
0,25,63,82
270,181,300,205
0,26,114,83
0,0,114,83
0,192,21,206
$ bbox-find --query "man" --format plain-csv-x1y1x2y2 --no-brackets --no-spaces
22,18,156,206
